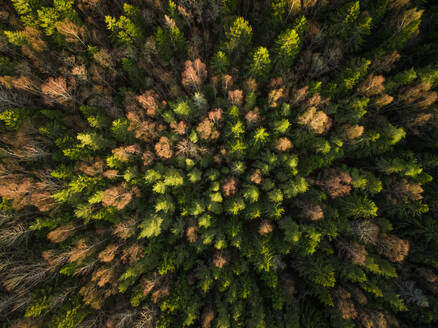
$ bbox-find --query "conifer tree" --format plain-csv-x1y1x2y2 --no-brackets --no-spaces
0,0,437,327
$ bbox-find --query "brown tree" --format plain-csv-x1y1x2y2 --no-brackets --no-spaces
297,107,332,134
186,225,198,243
136,90,161,117
181,58,207,92
41,77,74,105
154,136,173,159
299,202,324,221
222,177,238,196
317,168,352,198
274,137,293,152
56,19,87,46
377,234,409,262
245,107,261,126
201,307,215,328
248,169,263,184
357,74,385,97
258,219,273,236
47,223,77,243
101,184,134,210
228,89,244,106
213,251,229,268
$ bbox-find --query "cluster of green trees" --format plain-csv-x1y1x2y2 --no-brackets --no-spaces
0,0,437,327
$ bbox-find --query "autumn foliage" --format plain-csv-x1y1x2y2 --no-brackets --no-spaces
0,0,437,327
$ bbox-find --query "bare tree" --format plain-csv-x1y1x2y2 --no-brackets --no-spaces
56,19,88,47
41,77,75,106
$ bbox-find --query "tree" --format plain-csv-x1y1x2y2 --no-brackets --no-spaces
181,58,208,93
105,3,143,45
224,17,252,59
37,0,78,36
56,19,87,46
2,0,438,327
273,16,306,71
41,77,74,106
248,47,271,82
210,51,230,75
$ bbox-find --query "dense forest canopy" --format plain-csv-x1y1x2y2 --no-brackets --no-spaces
0,0,437,327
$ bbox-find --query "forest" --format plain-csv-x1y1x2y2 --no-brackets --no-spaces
0,0,437,327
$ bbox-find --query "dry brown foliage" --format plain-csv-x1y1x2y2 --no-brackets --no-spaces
136,90,161,117
245,107,261,126
244,78,258,93
306,93,322,107
101,184,133,210
77,160,105,176
47,223,76,243
221,74,233,93
249,169,263,185
79,282,108,310
228,89,244,106
258,219,273,236
103,170,119,179
377,234,409,262
93,48,115,69
142,150,156,167
300,202,324,221
112,145,140,163
121,243,145,265
317,168,352,198
170,120,188,135
41,77,74,105
98,244,119,263
151,280,170,303
395,178,424,202
22,27,48,52
335,287,351,300
213,251,229,268
56,19,87,45
291,86,308,105
208,108,224,123
186,225,198,243
274,137,293,152
127,112,158,143
347,242,368,266
337,299,358,320
11,76,41,94
417,268,438,284
72,64,87,80
154,136,173,159
140,273,160,298
197,117,220,140
407,112,435,133
201,308,215,328
181,58,207,92
341,124,365,140
297,107,332,134
69,239,95,263
399,82,438,109
0,177,55,212
358,311,376,328
358,74,386,97
268,88,284,108
91,265,118,287
222,177,238,197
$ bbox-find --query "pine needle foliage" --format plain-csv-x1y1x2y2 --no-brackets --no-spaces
0,0,437,327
